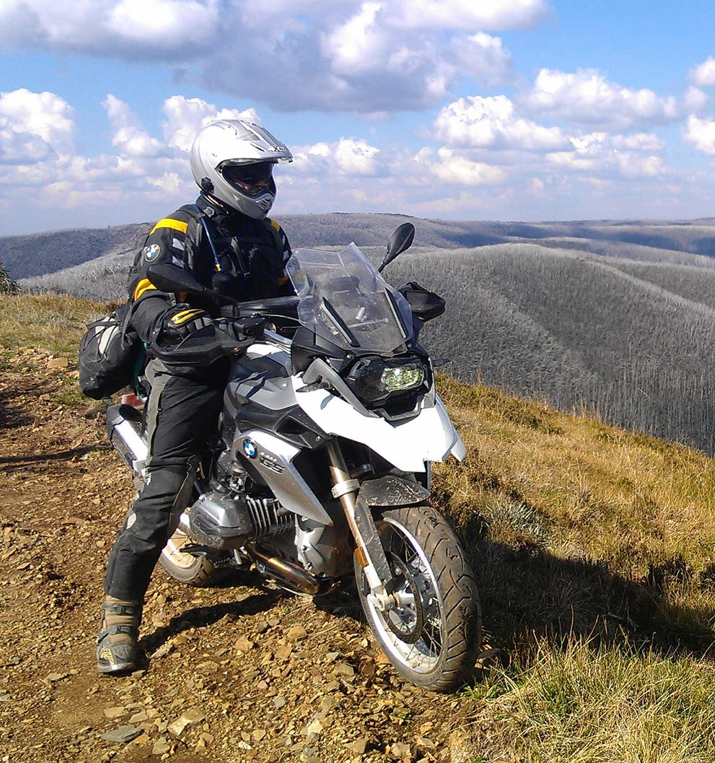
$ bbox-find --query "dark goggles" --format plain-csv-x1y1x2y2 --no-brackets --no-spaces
221,161,275,188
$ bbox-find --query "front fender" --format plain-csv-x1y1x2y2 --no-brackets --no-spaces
358,475,430,507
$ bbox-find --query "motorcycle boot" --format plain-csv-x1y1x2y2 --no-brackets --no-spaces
96,596,142,674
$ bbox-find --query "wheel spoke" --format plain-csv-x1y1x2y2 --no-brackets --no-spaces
355,505,481,691
362,516,446,672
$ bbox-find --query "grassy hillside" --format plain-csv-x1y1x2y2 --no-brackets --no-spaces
4,290,715,759
436,377,715,761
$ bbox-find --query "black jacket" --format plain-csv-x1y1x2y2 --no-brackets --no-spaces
128,194,292,352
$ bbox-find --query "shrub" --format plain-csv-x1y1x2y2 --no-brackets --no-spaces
0,261,18,295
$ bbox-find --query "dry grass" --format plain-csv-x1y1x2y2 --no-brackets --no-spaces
467,638,715,763
434,375,715,648
432,376,715,761
0,292,108,407
0,292,105,360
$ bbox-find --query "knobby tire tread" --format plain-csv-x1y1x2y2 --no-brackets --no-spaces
363,504,481,692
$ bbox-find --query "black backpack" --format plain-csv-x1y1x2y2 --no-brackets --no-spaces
78,303,143,400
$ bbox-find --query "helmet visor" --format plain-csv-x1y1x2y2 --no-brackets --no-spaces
220,161,275,197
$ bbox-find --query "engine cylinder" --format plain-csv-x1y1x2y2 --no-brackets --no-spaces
189,492,293,549
189,492,256,550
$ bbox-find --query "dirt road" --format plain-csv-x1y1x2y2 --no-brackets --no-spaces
0,353,480,763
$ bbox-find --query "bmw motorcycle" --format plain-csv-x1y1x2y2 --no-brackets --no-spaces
106,224,481,691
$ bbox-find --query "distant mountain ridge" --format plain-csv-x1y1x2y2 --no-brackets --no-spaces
1,223,152,281
5,212,715,282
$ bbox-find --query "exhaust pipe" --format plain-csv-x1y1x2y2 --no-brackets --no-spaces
245,543,320,595
106,404,148,473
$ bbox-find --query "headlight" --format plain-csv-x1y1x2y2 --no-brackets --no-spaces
349,357,427,405
380,363,425,392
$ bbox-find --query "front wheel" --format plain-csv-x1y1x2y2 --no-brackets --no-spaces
355,505,481,692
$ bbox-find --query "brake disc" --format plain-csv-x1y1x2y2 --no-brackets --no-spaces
384,556,425,644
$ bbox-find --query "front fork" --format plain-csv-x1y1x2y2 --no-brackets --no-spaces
325,440,396,612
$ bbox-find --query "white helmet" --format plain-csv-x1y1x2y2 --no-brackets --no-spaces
190,119,293,220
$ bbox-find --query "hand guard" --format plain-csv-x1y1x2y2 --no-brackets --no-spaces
157,305,213,346
151,313,267,366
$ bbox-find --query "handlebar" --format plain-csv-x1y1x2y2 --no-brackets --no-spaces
219,295,300,320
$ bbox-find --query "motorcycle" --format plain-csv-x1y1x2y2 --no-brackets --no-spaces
106,223,481,691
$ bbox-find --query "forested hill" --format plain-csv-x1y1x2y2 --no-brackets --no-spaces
5,212,715,282
388,243,715,453
8,212,715,454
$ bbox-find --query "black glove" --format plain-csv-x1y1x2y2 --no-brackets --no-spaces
151,312,266,366
215,316,267,344
157,305,213,347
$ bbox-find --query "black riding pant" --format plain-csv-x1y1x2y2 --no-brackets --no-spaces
103,359,225,601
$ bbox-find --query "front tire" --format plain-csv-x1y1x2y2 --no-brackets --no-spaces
355,505,481,692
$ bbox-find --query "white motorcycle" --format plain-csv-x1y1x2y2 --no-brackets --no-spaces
107,224,481,691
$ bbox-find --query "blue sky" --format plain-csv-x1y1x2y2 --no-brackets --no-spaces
2,0,715,234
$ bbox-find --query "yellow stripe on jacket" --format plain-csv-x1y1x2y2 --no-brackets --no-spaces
150,218,189,235
133,278,157,301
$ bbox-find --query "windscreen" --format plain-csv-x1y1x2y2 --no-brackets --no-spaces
286,243,414,353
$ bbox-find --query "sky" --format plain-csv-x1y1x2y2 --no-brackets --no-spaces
3,0,715,234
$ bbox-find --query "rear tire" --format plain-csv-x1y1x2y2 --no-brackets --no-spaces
159,523,218,587
355,504,481,692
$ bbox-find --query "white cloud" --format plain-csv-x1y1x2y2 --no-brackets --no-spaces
450,33,513,88
523,68,680,130
690,57,715,88
0,0,518,113
422,147,506,186
683,86,710,114
546,131,667,178
611,133,665,152
0,89,75,164
0,0,220,57
435,96,569,151
334,139,381,174
614,153,666,179
107,0,219,46
104,95,169,159
323,2,385,75
389,0,551,31
162,96,259,151
683,115,715,155
293,138,381,176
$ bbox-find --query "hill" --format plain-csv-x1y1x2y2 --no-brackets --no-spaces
0,223,151,281
6,212,715,283
9,213,715,453
3,291,715,761
388,242,715,453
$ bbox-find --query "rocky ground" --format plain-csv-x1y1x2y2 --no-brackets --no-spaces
0,350,484,763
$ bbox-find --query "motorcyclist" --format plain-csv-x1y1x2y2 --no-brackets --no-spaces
96,119,294,674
